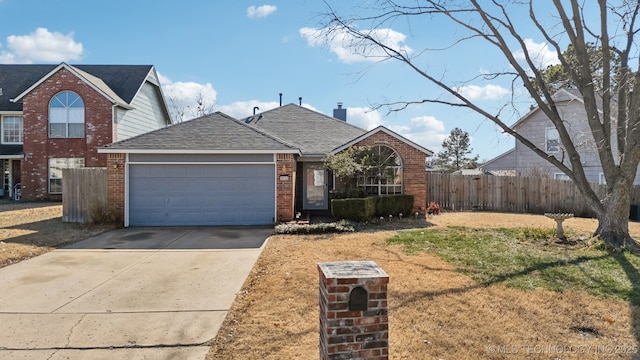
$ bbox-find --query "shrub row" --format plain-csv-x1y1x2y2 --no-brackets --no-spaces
331,194,414,222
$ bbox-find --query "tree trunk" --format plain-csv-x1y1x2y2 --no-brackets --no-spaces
594,179,639,251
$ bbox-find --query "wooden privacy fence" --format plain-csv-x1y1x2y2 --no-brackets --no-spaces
62,167,108,223
426,173,640,218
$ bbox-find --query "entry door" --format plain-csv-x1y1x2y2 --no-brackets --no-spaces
303,163,328,210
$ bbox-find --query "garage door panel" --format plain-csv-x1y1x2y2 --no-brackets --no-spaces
129,164,275,226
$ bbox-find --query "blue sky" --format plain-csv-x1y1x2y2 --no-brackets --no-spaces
0,0,568,160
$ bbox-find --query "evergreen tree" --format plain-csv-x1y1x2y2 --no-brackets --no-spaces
436,128,479,172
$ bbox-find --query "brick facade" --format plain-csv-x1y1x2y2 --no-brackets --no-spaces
276,153,296,222
106,154,126,216
318,261,389,360
21,68,114,201
104,132,426,226
348,131,428,214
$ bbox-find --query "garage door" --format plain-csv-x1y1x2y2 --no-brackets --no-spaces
128,164,275,226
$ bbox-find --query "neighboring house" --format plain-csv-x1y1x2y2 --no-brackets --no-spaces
99,104,433,226
0,63,171,200
481,89,636,184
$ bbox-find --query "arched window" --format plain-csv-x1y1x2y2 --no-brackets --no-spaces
49,91,84,138
357,145,403,195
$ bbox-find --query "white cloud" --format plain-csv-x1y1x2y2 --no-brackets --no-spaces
0,28,83,64
456,84,510,101
159,73,217,122
346,107,384,130
247,5,277,19
513,38,559,69
345,107,444,151
299,26,412,64
388,116,447,151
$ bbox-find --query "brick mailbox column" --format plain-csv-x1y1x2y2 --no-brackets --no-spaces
318,261,389,360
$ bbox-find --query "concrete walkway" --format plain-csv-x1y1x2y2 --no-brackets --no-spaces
0,226,272,360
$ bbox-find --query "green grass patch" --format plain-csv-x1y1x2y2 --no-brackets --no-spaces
387,226,640,304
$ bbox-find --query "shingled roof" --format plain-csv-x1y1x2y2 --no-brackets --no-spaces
242,104,367,156
101,112,298,153
0,64,155,111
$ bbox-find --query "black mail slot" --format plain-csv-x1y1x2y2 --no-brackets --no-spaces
349,286,368,311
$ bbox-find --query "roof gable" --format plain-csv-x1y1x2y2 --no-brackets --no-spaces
243,104,367,156
100,112,298,154
481,148,516,168
511,89,587,129
1,63,157,111
332,126,434,156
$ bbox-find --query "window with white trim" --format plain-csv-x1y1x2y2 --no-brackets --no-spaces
554,172,570,181
599,173,606,185
48,158,84,194
49,91,84,138
357,145,403,195
2,116,23,144
546,127,559,153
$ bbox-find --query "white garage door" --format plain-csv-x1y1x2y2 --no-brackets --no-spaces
128,164,275,226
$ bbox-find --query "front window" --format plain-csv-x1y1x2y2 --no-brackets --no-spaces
357,145,403,195
2,116,23,144
546,127,559,153
49,158,84,194
49,91,84,138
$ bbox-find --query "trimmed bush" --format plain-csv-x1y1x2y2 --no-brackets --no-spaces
331,197,377,222
375,195,414,217
331,194,414,222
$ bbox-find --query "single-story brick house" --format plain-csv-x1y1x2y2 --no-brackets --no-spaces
99,104,432,226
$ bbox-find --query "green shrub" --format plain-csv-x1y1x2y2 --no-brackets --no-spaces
375,195,414,217
331,195,414,222
331,197,377,221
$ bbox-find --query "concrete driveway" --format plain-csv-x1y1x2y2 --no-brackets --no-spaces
0,226,272,360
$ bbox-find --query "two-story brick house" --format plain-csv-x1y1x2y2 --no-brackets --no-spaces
0,63,171,200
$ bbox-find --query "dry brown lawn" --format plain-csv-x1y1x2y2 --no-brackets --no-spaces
208,212,640,360
5,203,640,359
0,201,114,268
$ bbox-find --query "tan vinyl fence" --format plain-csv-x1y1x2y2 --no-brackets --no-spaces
62,167,108,223
426,173,640,218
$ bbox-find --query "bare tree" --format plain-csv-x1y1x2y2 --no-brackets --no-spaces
321,1,640,250
167,92,216,123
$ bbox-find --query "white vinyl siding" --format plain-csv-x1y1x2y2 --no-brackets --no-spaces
116,81,169,140
511,95,608,184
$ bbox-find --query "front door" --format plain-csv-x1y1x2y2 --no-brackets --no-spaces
303,163,328,210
